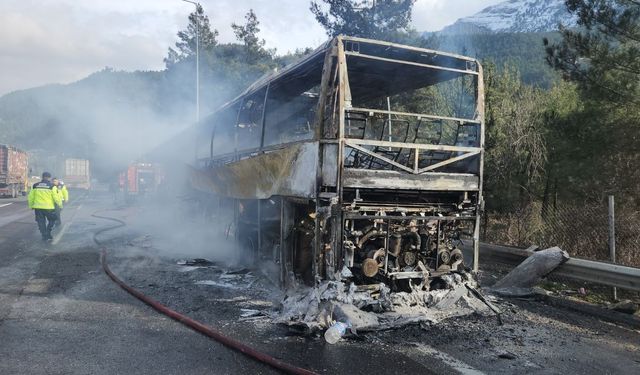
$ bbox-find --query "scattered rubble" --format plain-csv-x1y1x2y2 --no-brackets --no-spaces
177,258,216,267
239,308,270,322
276,272,492,333
195,271,257,289
195,280,244,289
498,351,517,360
227,267,250,275
180,258,259,290
177,258,219,272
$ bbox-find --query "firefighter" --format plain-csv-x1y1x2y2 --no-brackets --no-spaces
52,177,67,226
58,179,69,203
28,172,62,241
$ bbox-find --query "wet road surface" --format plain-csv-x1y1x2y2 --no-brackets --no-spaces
0,194,283,374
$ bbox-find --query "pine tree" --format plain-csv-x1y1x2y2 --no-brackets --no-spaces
309,0,415,40
231,9,271,63
545,0,640,103
164,4,219,67
544,0,640,201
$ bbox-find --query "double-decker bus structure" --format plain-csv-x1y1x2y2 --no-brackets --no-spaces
191,36,485,290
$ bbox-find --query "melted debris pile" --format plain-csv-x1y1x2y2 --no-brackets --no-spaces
176,259,258,289
277,272,491,333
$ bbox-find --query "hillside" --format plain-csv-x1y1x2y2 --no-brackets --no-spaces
431,31,561,87
0,44,274,177
428,0,576,87
443,0,576,34
0,69,189,176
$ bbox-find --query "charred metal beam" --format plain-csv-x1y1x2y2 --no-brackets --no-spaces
340,36,479,64
344,51,479,76
343,214,477,221
344,142,415,174
417,151,480,173
346,108,480,125
342,169,480,191
345,139,481,153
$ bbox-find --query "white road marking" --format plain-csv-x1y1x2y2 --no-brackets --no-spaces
51,223,70,245
0,203,13,208
50,200,85,245
410,342,486,375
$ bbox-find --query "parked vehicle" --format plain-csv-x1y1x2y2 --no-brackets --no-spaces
0,145,28,197
119,162,164,196
63,158,90,189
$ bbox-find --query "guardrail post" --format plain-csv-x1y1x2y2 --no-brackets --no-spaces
608,195,617,301
473,215,480,273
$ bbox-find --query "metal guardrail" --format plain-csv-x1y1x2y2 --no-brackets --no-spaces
477,243,640,292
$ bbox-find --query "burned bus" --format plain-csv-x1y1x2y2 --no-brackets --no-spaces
192,36,484,290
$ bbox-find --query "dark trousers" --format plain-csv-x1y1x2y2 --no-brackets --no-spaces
54,206,62,225
35,209,57,239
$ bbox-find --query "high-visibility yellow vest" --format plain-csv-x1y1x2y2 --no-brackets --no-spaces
28,180,61,210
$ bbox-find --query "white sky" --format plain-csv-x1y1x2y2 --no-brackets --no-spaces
0,0,501,96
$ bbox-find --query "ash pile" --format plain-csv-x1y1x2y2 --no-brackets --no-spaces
277,271,492,333
275,247,572,335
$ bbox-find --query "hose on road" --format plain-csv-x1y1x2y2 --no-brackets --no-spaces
92,212,318,375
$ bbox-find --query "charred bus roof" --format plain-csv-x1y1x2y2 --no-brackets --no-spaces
211,35,481,116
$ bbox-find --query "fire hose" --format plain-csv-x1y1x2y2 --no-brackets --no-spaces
92,212,318,375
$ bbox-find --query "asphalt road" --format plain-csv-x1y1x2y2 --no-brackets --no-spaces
0,194,280,375
1,193,639,374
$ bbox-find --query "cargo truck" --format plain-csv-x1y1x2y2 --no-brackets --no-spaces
0,145,28,198
63,158,90,190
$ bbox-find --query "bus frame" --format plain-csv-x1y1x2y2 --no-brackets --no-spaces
193,35,485,289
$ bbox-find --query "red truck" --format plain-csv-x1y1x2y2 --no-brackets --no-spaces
0,145,28,198
119,162,164,196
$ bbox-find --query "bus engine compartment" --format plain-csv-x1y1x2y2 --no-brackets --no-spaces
342,191,475,291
